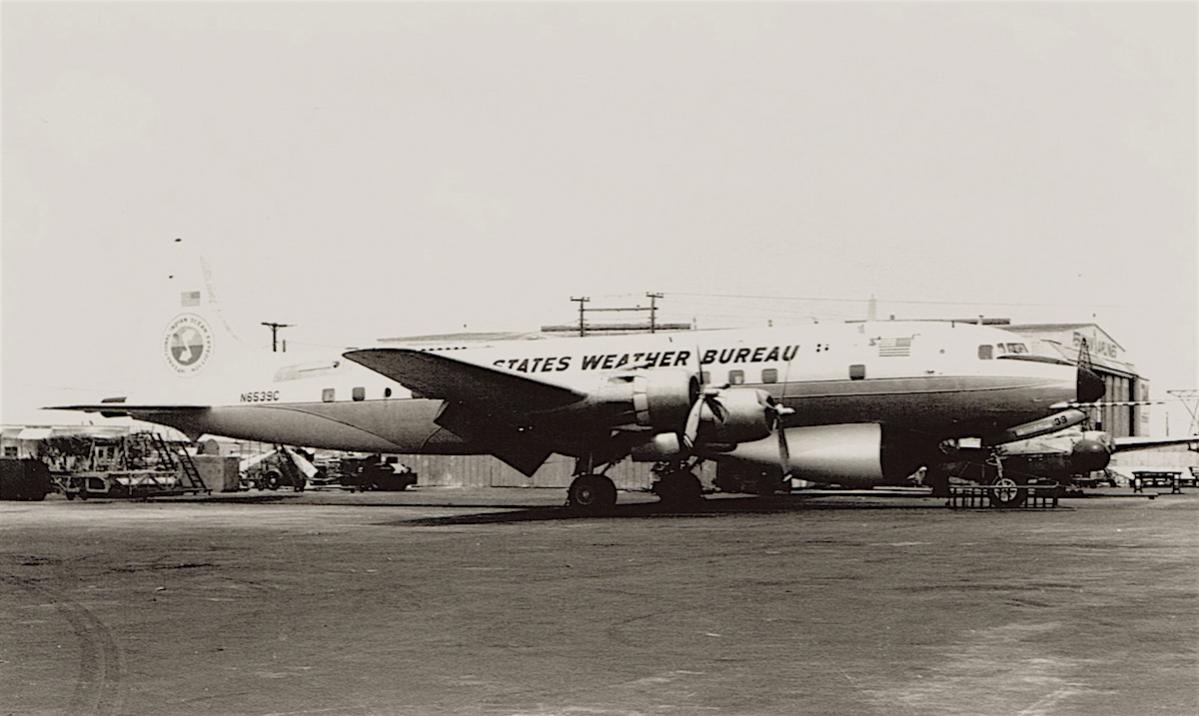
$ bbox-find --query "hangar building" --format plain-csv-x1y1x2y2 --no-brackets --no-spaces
1004,322,1147,438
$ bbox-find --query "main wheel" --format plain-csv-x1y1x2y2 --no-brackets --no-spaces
567,474,617,513
990,475,1028,508
654,471,704,510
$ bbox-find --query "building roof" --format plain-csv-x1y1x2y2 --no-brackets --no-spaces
378,331,544,344
1006,323,1125,351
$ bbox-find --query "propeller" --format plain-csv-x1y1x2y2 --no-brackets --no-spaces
770,398,795,477
681,383,730,450
774,335,797,478
679,337,795,480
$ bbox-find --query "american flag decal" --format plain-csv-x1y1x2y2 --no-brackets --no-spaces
181,290,201,307
878,337,912,357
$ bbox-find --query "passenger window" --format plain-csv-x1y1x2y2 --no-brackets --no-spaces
978,345,993,360
699,371,711,385
352,386,366,402
729,370,745,385
321,388,335,402
849,364,866,380
761,368,778,384
384,387,393,398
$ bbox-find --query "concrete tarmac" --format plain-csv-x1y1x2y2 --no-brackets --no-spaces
2,488,1197,716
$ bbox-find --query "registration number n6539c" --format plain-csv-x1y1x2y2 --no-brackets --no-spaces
240,390,280,403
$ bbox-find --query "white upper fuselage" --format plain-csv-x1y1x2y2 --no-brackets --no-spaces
125,321,1080,454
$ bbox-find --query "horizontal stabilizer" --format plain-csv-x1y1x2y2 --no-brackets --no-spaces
48,403,210,417
1113,435,1199,452
343,348,586,413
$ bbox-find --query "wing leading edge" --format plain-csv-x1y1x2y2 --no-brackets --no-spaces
342,348,587,412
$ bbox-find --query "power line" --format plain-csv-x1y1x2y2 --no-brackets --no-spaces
569,297,590,337
667,291,1122,309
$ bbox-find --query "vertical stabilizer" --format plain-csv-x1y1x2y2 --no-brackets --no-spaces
155,239,251,391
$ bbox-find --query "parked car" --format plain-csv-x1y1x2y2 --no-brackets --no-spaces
339,455,417,492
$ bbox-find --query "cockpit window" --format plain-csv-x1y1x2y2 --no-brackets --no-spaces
978,344,993,360
995,342,1028,355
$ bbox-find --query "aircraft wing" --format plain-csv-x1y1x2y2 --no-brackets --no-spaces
342,348,587,412
48,403,210,417
1113,435,1199,452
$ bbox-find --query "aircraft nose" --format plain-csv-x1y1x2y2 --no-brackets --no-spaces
1077,365,1105,403
1071,438,1112,473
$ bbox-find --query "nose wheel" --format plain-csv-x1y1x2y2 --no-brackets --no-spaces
987,456,1027,508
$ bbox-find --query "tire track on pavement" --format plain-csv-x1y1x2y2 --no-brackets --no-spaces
2,574,126,715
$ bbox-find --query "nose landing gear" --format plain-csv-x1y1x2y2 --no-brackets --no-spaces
987,455,1028,508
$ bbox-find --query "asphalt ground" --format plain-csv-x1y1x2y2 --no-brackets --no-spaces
2,487,1197,716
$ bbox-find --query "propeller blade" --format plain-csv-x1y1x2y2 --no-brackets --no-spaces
768,400,795,477
777,427,791,478
682,395,705,449
682,385,730,450
702,392,727,422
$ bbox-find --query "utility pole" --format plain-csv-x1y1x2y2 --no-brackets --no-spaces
261,321,295,352
645,292,663,333
570,297,590,337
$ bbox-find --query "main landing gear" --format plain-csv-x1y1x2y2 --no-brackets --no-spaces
566,473,618,513
564,458,708,514
650,461,705,511
566,456,619,513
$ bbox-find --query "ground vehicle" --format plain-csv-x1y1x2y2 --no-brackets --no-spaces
338,455,417,492
240,447,308,491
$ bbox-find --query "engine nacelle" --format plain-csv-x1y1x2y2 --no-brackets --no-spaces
721,423,916,488
630,432,685,462
696,388,777,445
627,371,699,431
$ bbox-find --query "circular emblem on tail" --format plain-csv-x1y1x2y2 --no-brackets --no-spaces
164,314,213,375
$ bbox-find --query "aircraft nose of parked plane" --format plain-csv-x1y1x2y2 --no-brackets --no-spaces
1077,365,1105,403
1071,437,1112,473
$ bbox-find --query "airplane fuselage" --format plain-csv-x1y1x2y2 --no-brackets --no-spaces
132,321,1080,460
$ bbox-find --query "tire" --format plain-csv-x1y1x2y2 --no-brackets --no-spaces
264,471,281,491
655,471,704,510
567,474,617,513
990,475,1028,508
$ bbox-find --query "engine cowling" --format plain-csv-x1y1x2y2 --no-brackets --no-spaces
695,388,777,445
627,387,779,461
720,423,918,488
627,370,699,431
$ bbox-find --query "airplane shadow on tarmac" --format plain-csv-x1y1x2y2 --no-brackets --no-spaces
385,495,950,527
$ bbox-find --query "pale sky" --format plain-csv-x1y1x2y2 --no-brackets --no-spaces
3,2,1197,431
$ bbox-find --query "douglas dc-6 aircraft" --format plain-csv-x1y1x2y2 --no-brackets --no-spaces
56,255,1106,511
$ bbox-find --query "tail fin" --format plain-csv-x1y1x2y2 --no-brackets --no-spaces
47,239,256,418
156,238,251,387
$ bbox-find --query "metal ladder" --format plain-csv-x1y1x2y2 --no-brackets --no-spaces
149,432,209,493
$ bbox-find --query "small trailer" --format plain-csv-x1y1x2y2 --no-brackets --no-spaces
52,432,209,499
